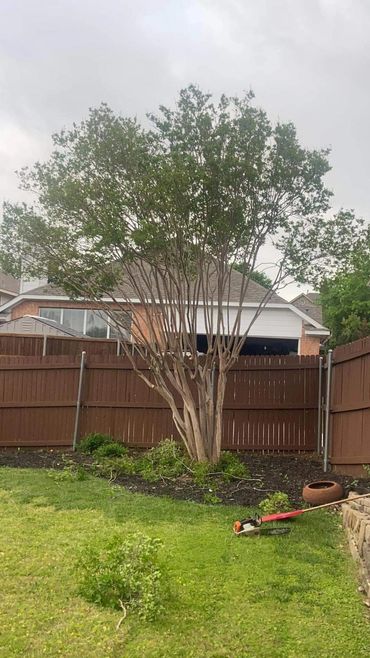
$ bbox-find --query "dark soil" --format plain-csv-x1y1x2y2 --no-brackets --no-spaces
1,448,369,508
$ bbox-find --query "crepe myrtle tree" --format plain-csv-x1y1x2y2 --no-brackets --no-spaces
1,85,367,462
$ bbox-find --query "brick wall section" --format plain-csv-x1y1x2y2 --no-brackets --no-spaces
12,301,40,319
299,325,321,356
342,492,370,603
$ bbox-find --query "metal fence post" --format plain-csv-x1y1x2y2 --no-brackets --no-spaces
42,335,48,357
323,349,333,472
317,356,323,454
72,351,87,451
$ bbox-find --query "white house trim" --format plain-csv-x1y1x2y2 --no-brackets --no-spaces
0,293,329,333
305,328,330,336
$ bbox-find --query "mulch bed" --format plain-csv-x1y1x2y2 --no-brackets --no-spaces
1,448,369,508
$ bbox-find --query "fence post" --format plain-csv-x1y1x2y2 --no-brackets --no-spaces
317,356,323,454
72,351,87,451
116,339,120,356
42,335,48,357
323,349,333,472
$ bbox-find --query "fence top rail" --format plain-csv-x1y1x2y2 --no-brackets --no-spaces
0,354,81,366
0,353,320,370
333,336,370,364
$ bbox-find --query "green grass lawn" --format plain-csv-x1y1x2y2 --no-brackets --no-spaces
0,468,369,658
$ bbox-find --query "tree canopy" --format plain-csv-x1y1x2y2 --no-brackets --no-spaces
233,265,273,289
321,251,370,346
0,85,368,461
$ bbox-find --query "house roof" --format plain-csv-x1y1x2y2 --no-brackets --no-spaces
8,267,287,305
0,271,20,295
0,268,330,334
30,316,87,337
292,292,323,325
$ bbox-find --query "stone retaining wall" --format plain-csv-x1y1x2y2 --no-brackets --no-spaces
342,492,370,601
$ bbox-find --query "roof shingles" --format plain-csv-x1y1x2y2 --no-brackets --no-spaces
0,272,20,295
19,268,287,305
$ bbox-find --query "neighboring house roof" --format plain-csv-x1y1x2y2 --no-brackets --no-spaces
0,270,330,334
0,268,287,304
0,315,87,338
292,292,323,325
0,271,20,296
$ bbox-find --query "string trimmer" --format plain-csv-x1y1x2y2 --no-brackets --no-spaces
233,491,370,536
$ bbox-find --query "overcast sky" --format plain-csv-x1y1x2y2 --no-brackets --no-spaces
1,0,369,299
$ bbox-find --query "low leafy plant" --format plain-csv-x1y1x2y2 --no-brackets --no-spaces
203,491,222,505
362,464,370,478
192,461,213,487
217,451,248,482
259,492,292,515
76,533,166,620
77,433,114,454
48,461,88,482
94,442,127,459
92,455,137,480
137,439,188,482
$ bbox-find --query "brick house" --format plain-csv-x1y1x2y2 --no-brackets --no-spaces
292,292,327,356
0,272,20,315
0,273,330,355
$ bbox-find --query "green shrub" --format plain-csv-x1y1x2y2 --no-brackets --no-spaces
137,439,188,482
217,451,248,482
93,455,136,480
94,442,127,459
203,491,222,505
259,492,292,515
192,461,213,487
76,533,166,620
77,433,113,454
48,462,88,482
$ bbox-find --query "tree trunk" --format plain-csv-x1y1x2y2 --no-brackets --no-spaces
211,369,226,463
178,366,226,463
151,362,227,463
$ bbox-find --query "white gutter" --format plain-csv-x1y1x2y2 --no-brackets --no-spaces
305,328,330,336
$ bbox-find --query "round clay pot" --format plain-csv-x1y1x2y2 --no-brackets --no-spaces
302,480,344,506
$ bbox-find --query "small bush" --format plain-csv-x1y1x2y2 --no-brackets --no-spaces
217,451,248,482
77,433,113,454
137,439,188,482
76,533,166,620
48,462,88,482
94,442,127,459
259,492,292,515
93,455,136,480
192,461,213,487
203,491,222,505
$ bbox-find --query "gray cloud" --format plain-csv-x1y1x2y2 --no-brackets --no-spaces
1,0,369,296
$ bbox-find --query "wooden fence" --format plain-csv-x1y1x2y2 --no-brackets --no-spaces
330,336,370,475
0,354,319,451
0,333,125,357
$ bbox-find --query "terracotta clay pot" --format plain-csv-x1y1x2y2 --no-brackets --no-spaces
302,480,344,506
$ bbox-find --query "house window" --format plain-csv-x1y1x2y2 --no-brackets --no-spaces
39,307,132,339
86,310,108,338
39,307,62,323
108,310,132,339
63,308,85,334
